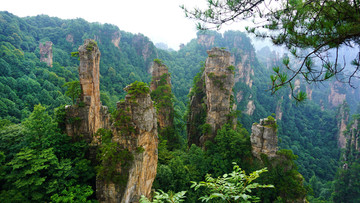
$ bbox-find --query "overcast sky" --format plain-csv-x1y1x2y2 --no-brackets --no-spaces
2,0,234,50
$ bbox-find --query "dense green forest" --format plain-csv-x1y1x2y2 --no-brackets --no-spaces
0,11,359,202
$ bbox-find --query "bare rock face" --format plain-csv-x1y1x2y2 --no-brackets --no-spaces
39,41,53,67
188,48,236,147
97,83,158,203
197,34,215,48
112,31,121,48
65,39,110,143
150,61,173,129
250,117,278,158
328,81,346,108
337,102,350,149
65,40,158,203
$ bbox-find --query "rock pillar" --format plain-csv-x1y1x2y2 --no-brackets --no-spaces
39,41,53,67
65,39,110,143
187,47,236,147
250,117,278,158
150,60,173,128
97,82,158,203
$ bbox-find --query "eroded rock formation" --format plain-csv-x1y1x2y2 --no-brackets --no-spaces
65,39,110,143
65,40,158,203
150,60,173,128
39,41,53,67
250,117,278,158
197,34,215,48
97,83,158,203
188,47,236,147
328,81,346,108
337,102,350,149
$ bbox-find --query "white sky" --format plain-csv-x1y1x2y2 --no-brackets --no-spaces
1,0,222,50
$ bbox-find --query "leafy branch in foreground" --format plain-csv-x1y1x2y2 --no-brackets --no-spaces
139,190,186,203
191,163,274,202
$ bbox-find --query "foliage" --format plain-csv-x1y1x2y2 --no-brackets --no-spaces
140,190,187,203
191,163,273,202
182,0,360,101
0,104,95,201
126,81,150,98
63,80,81,104
95,128,134,185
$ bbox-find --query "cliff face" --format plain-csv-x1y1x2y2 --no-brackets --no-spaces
65,40,158,203
131,34,157,73
250,117,278,158
65,39,110,143
97,83,158,203
328,81,347,108
337,102,350,149
188,47,236,147
150,61,173,129
197,34,215,48
39,41,53,67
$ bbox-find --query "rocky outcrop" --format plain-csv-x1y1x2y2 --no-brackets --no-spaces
150,60,173,129
250,117,278,158
65,39,110,143
66,34,74,43
65,40,158,203
328,81,346,108
275,97,283,120
337,102,350,149
112,31,121,48
132,34,157,73
188,47,236,147
97,83,158,203
197,34,215,48
39,41,53,67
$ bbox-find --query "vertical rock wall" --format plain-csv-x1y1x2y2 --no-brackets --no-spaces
188,47,236,147
337,102,350,149
250,117,278,158
150,61,173,129
39,41,53,67
65,39,110,143
97,84,158,203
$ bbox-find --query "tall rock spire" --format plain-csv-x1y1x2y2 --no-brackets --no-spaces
65,39,109,143
96,82,158,202
39,41,53,67
150,60,173,129
187,47,236,147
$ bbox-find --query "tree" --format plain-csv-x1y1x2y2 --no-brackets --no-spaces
182,0,360,101
63,80,81,104
191,163,274,202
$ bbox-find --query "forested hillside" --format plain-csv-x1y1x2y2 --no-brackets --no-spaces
0,11,359,202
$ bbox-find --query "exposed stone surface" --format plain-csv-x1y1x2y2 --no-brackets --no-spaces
234,54,254,88
328,81,346,108
337,102,350,149
250,118,278,158
275,97,283,120
97,85,158,203
197,34,215,48
65,39,109,142
132,34,157,73
112,31,121,48
306,85,313,101
150,61,173,129
348,119,360,153
39,41,53,67
188,47,236,147
245,100,255,115
65,40,158,203
66,34,74,43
